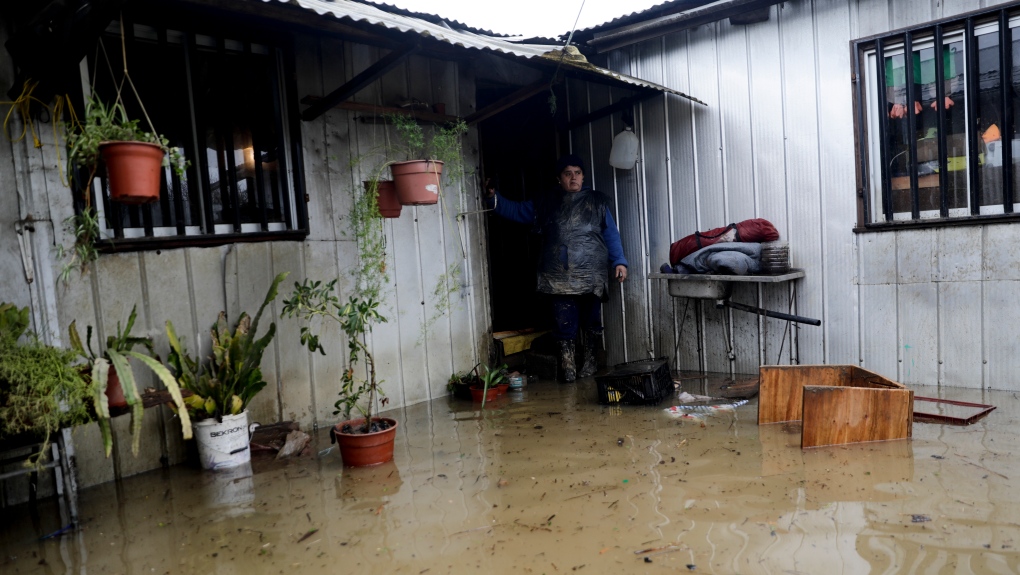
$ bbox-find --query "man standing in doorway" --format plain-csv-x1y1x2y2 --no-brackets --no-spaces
486,154,628,382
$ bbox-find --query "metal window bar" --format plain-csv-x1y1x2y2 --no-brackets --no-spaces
217,39,243,233
268,46,292,229
244,41,270,231
905,32,921,219
1000,11,1014,211
281,44,306,231
966,19,981,215
854,44,871,223
935,26,950,218
184,32,215,235
875,39,894,221
154,25,186,235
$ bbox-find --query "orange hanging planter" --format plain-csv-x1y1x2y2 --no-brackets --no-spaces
364,179,402,218
99,141,165,205
390,160,443,205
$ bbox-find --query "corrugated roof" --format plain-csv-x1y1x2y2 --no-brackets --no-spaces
268,0,704,104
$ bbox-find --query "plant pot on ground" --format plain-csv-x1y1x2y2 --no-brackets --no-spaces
283,279,395,467
166,272,287,470
387,113,467,206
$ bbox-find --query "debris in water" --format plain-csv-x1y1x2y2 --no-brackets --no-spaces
297,529,318,543
616,437,624,446
277,430,311,459
931,455,945,460
911,514,931,523
687,564,696,570
644,557,652,563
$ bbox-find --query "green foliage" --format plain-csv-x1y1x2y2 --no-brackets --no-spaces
282,279,388,432
70,304,191,457
166,272,287,422
0,333,92,467
56,205,101,283
351,177,389,301
478,363,507,407
387,113,468,179
0,302,30,341
67,94,188,185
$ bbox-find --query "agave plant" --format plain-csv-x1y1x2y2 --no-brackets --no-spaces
69,305,191,457
166,272,287,421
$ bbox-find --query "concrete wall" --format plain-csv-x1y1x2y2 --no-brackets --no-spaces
1,29,490,491
580,0,1020,392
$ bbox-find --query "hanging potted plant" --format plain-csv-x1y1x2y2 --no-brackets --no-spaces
282,279,396,467
165,272,287,470
67,94,188,205
363,177,401,218
387,113,467,206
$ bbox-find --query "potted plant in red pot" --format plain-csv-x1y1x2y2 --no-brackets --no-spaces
283,279,396,467
471,363,506,406
387,114,467,206
67,94,188,205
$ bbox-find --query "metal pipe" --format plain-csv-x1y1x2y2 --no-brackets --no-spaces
715,298,821,326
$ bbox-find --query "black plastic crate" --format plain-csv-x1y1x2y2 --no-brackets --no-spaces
595,358,673,405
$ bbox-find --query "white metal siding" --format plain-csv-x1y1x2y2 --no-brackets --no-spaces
585,0,1020,390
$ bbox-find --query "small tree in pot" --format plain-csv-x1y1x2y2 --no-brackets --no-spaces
282,279,396,466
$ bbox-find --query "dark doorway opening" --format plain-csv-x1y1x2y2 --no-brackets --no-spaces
478,83,566,333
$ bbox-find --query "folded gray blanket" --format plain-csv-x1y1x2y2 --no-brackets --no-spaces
676,242,762,275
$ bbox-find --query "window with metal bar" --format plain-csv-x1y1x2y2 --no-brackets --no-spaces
854,5,1020,229
82,21,306,246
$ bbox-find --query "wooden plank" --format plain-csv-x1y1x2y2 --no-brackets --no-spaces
301,43,420,121
801,386,913,448
758,364,853,424
465,80,550,125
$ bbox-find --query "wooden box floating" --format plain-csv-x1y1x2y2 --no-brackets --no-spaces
758,365,914,449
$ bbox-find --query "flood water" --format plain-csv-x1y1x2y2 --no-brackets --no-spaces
3,376,1020,574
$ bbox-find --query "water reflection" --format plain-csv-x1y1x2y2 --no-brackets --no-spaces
2,381,1019,574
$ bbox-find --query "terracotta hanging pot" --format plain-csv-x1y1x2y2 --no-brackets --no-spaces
390,160,443,205
99,141,165,204
330,417,398,467
364,180,402,218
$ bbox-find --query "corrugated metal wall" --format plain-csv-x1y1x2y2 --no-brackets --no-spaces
575,0,1020,394
3,33,490,489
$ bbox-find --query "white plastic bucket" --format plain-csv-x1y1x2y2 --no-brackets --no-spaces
194,411,257,470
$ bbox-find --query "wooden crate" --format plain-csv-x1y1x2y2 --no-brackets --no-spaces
758,365,913,448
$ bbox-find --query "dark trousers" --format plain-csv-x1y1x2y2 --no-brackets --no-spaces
550,294,603,341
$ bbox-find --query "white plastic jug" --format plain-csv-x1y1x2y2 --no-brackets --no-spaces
609,126,639,170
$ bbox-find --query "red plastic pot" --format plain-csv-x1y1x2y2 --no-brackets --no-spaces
495,383,509,396
99,141,165,204
470,386,499,403
330,418,398,467
365,180,402,218
390,160,443,205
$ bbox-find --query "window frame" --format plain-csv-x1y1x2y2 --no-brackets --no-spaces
78,9,309,253
853,3,1020,232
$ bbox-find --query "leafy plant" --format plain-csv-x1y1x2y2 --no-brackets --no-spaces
69,305,192,457
387,113,468,177
0,302,31,340
67,94,188,187
478,362,507,407
56,205,101,283
282,279,388,433
0,331,92,467
351,174,389,302
166,272,288,422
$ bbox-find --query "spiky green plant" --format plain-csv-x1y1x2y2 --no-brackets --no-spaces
69,305,191,457
0,302,30,340
166,272,287,421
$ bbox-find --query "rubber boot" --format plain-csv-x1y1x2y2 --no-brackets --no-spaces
578,331,599,378
558,340,576,383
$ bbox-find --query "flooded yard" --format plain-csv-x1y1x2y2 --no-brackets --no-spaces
3,377,1020,574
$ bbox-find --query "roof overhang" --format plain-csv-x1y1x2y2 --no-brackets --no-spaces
266,0,705,121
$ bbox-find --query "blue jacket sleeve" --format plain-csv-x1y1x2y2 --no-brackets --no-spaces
486,192,535,225
602,210,628,268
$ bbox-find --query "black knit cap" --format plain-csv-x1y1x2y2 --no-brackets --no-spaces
555,154,585,175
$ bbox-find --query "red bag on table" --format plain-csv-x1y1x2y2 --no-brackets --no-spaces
669,218,780,266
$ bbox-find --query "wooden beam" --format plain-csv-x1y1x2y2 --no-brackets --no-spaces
299,97,462,124
301,42,420,121
463,80,552,125
566,91,659,130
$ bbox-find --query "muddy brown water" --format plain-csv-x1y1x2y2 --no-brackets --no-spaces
3,377,1019,573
